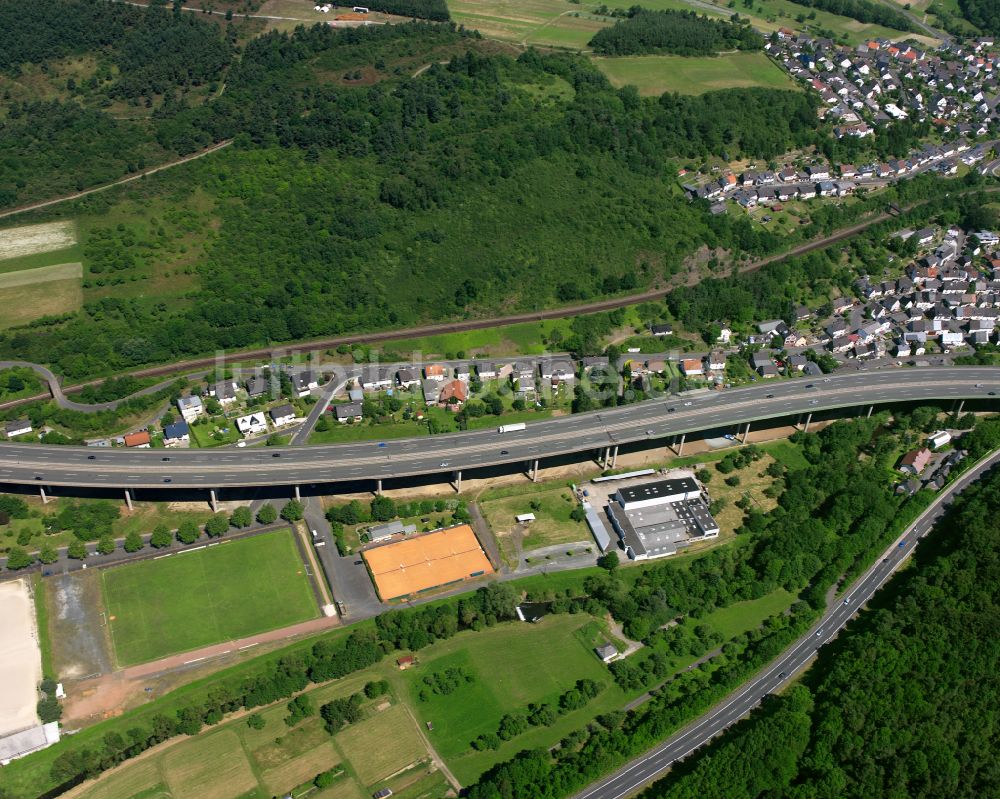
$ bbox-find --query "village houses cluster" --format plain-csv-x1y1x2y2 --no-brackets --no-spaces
686,33,1000,213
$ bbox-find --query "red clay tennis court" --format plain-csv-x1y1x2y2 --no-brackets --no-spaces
363,524,494,600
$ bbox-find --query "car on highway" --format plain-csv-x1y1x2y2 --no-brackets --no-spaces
440,461,449,467
778,671,787,679
766,394,774,398
500,449,509,455
815,629,823,637
377,442,387,448
683,401,692,406
646,429,654,435
163,478,172,483
667,407,675,413
990,391,997,396
810,399,819,404
87,455,96,460
843,597,850,605
976,383,984,388
806,383,814,388
898,540,906,548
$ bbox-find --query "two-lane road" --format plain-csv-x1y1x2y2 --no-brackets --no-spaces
575,448,1000,799
1,367,998,489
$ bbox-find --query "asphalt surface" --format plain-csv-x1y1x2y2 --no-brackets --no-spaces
574,447,1000,799
1,367,998,490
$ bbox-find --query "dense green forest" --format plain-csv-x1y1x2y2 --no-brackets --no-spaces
364,0,450,20
784,0,915,31
957,0,1000,34
0,0,232,98
589,8,764,56
636,460,1000,799
0,0,236,206
0,22,821,379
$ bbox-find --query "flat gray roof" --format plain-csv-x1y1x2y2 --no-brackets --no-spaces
617,477,699,505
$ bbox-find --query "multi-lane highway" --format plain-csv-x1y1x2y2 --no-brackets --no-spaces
574,447,1000,799
1,366,997,489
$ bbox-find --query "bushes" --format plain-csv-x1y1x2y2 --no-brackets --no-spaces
418,667,475,701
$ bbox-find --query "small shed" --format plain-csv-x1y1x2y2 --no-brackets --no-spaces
515,513,536,524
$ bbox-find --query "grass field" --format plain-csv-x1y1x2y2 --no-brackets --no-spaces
337,704,428,784
101,530,318,666
405,614,625,781
448,0,609,49
163,730,258,799
700,587,795,639
0,276,82,328
479,484,586,557
595,52,799,96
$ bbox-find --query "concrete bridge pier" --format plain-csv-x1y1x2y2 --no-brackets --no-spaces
453,470,462,493
294,484,301,502
867,405,874,418
955,399,965,415
741,422,751,443
124,489,134,512
39,485,48,505
676,433,685,457
209,489,217,513
375,479,382,496
802,412,812,433
531,459,540,482
610,446,618,468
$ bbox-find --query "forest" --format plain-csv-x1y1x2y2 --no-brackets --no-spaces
0,0,232,98
0,0,235,206
589,8,764,56
365,0,450,20
636,462,1000,799
958,0,1000,34
785,0,915,31
0,22,821,380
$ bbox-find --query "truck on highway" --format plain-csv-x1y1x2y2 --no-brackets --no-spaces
497,423,526,433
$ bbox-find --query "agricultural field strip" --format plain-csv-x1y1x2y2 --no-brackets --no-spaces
0,221,76,261
9,379,960,472
0,262,82,289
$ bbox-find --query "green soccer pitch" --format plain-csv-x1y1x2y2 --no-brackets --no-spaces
101,529,319,667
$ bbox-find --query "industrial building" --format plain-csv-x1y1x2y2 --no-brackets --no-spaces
605,476,719,560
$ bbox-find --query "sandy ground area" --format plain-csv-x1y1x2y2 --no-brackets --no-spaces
0,220,76,261
0,579,42,737
0,261,82,288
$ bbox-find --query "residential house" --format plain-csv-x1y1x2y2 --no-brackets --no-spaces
210,380,238,406
292,371,319,397
680,358,704,376
707,351,727,371
439,379,469,408
396,368,420,388
177,395,204,423
424,364,448,381
244,376,268,399
269,404,296,426
899,447,932,474
163,421,190,446
5,419,32,438
236,413,268,436
334,401,363,422
650,323,674,336
124,431,151,448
